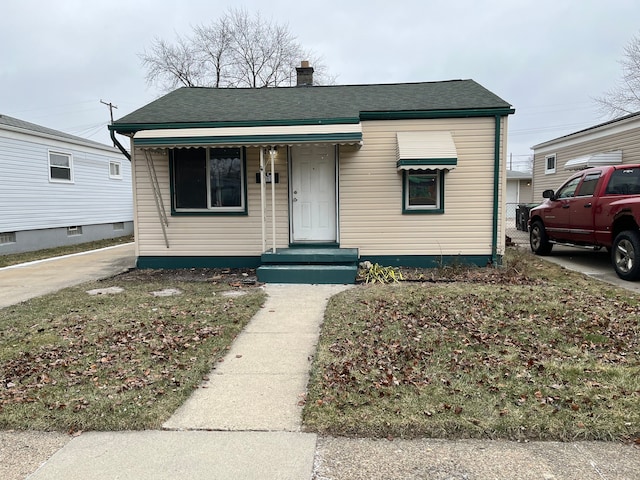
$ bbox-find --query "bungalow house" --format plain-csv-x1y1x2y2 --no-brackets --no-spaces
110,64,514,283
531,111,640,200
0,114,133,255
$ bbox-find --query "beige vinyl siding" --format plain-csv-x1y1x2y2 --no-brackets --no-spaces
532,121,640,199
132,146,289,257
132,116,507,260
339,117,505,257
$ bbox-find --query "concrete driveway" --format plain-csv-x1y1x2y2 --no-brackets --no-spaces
540,245,640,294
0,243,136,309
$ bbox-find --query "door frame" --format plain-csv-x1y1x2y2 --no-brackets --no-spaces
288,144,340,245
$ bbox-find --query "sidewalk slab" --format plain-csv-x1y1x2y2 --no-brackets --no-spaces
314,437,640,480
163,372,309,431
28,431,317,480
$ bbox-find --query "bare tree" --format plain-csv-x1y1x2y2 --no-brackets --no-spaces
192,19,233,88
139,8,332,91
140,35,205,90
594,31,640,118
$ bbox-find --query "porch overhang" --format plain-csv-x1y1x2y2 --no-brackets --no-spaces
396,131,458,170
133,123,363,148
563,150,622,170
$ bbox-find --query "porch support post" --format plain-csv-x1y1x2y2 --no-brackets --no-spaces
260,148,266,252
269,147,277,253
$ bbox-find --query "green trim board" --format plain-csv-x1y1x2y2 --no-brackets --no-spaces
360,108,515,121
491,115,501,265
135,132,362,147
137,256,261,269
111,117,362,135
396,158,457,168
113,110,515,136
287,242,340,248
136,253,503,270
361,254,502,268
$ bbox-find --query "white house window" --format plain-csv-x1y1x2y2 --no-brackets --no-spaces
172,147,246,214
403,170,444,214
67,226,83,236
49,151,73,182
109,161,122,179
545,154,556,174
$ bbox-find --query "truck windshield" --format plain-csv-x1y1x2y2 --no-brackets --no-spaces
604,167,640,195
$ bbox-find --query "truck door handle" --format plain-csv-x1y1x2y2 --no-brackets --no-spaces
584,203,592,208
562,204,570,208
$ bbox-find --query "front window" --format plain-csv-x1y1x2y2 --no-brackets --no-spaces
403,170,444,213
172,147,246,214
49,151,73,182
545,154,556,174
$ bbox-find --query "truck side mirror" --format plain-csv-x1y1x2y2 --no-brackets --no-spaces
542,189,556,200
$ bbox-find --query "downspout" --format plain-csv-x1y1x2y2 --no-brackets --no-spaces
491,115,501,266
110,128,131,161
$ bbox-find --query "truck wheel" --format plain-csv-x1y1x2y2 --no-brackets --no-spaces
530,220,553,255
611,230,640,281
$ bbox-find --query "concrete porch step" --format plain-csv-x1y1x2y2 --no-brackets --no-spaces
256,264,358,284
260,247,359,265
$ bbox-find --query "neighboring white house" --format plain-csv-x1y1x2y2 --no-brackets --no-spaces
0,114,133,254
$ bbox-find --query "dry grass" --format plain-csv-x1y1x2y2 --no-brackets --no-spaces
0,270,265,432
303,248,640,441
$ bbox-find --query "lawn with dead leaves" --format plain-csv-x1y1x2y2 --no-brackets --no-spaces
0,269,264,432
304,250,640,442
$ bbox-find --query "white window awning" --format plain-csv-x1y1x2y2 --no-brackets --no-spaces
396,131,458,170
133,123,363,148
564,150,622,170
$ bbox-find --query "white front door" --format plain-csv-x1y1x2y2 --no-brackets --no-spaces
290,145,337,242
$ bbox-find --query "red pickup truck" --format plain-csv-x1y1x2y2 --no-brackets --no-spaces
528,164,640,281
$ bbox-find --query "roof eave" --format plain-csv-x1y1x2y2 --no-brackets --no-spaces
110,117,362,135
360,107,514,120
111,108,515,135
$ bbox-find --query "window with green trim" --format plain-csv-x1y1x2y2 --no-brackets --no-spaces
403,169,444,213
172,147,246,214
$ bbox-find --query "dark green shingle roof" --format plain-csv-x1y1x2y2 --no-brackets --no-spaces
113,80,512,132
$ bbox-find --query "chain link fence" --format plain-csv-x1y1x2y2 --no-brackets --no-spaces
505,202,536,247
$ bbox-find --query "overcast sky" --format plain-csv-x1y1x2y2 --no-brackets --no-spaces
2,0,639,171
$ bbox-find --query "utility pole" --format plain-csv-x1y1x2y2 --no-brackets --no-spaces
100,100,118,146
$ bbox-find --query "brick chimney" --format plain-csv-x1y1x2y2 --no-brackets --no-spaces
296,60,314,86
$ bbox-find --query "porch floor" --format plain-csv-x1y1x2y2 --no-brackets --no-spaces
257,247,359,284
